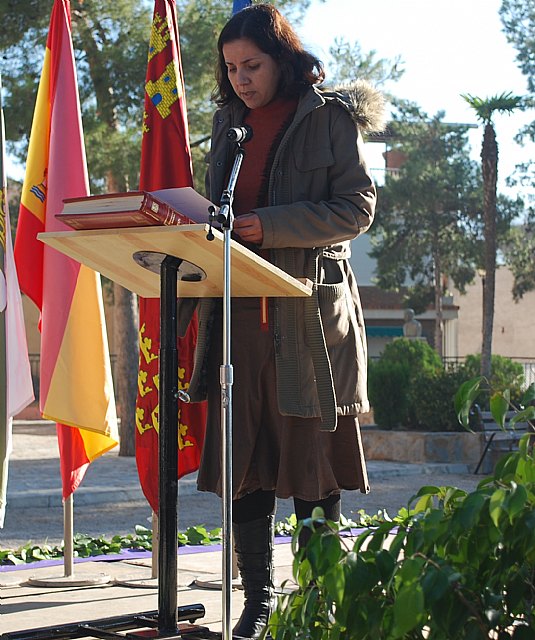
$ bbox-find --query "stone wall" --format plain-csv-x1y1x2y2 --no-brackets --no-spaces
361,427,484,465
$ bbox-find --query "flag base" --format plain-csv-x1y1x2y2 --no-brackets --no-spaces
27,572,111,587
113,576,159,589
192,577,242,591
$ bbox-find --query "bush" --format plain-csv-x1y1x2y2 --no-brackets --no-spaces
367,358,411,429
379,338,443,378
369,339,443,428
269,434,535,639
409,368,468,431
460,354,525,408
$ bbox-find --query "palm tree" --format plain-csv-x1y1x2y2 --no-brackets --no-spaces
462,92,523,379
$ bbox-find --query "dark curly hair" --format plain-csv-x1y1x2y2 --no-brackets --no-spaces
214,3,324,106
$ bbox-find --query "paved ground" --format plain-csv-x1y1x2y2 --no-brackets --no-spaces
0,420,481,550
0,420,484,639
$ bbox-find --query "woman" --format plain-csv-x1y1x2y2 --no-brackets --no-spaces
180,4,385,638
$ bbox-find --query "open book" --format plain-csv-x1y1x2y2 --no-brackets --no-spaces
56,187,216,230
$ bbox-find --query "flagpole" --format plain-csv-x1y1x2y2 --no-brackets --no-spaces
64,495,74,577
28,492,112,587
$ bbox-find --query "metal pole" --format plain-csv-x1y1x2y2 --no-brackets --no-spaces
158,255,181,634
63,494,74,577
212,143,245,640
221,224,233,640
151,511,159,580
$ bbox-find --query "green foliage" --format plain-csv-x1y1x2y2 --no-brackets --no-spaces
327,38,403,89
368,358,411,429
369,347,527,431
0,0,150,193
460,354,525,408
455,376,535,432
275,511,393,539
461,92,524,124
500,0,535,95
381,338,443,375
368,339,443,429
371,102,485,303
268,434,535,639
505,214,535,301
0,523,222,566
409,368,468,432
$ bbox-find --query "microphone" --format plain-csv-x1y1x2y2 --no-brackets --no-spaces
227,124,253,143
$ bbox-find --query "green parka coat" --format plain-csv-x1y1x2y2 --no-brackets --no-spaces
181,80,385,432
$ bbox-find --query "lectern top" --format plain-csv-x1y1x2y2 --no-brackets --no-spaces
38,224,312,299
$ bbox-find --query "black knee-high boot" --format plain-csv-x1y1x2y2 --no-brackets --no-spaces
233,514,274,639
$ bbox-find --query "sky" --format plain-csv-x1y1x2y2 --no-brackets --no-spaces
297,0,533,203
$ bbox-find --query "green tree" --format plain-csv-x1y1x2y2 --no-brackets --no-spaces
504,212,535,300
327,38,403,89
462,92,523,378
370,101,484,356
499,0,535,299
500,1,535,97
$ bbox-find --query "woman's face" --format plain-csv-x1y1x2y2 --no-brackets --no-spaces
222,38,281,109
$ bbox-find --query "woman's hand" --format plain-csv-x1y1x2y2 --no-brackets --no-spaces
233,213,264,244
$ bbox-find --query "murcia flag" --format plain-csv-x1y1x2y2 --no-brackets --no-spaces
135,0,207,513
14,0,118,500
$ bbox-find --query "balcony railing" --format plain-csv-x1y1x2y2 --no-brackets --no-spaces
27,354,535,404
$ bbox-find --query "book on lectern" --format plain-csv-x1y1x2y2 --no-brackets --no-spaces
56,187,216,230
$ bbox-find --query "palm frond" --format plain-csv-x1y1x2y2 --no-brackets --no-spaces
461,92,524,123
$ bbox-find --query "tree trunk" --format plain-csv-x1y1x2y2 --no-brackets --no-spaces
114,284,139,456
106,172,138,456
480,123,498,379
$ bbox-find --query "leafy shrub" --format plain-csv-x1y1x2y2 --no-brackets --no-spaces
460,354,525,408
409,368,468,431
367,358,411,429
0,524,222,565
268,434,535,639
380,338,443,377
369,338,443,428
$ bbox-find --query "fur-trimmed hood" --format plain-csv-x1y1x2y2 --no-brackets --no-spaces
321,80,387,135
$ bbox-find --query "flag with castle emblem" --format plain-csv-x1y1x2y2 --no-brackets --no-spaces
135,0,207,513
14,0,118,500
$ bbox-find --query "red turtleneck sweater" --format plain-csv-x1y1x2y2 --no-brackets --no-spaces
232,96,298,217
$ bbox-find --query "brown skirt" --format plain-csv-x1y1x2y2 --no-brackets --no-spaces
196,298,370,501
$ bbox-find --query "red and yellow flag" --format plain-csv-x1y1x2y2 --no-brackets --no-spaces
14,0,118,499
135,0,206,513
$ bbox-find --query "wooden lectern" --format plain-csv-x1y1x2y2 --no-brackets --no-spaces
35,224,312,639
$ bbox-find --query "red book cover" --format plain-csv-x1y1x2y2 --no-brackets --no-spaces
56,187,214,230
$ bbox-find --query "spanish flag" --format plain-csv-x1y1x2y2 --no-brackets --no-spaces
135,0,206,513
14,0,118,499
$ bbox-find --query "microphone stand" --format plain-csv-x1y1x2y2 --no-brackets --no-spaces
207,139,246,640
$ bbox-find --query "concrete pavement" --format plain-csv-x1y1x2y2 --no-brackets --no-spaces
1,420,480,550
0,420,482,638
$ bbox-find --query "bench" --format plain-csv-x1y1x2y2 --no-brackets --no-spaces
474,408,534,474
